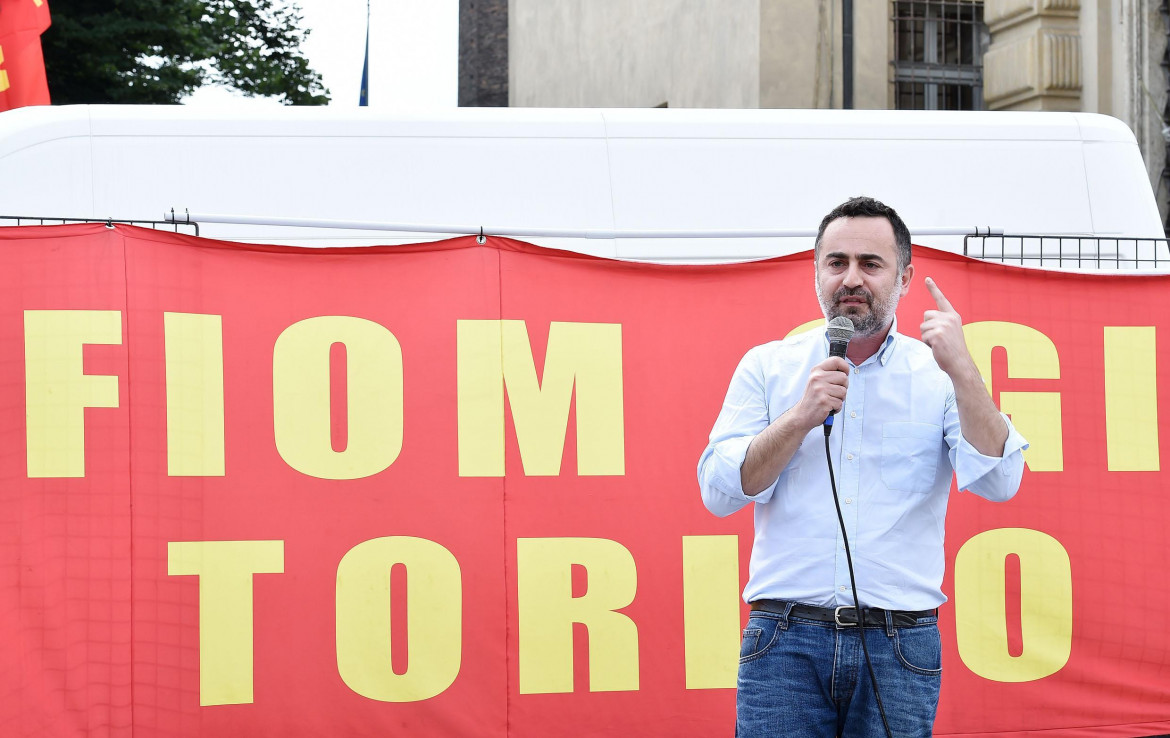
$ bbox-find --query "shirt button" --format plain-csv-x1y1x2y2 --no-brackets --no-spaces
846,453,854,460
850,411,857,418
853,368,860,374
845,498,852,504
840,586,847,592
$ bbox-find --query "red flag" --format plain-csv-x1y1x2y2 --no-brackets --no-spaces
0,0,51,110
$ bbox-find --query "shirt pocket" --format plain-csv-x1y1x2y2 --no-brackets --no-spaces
880,421,942,494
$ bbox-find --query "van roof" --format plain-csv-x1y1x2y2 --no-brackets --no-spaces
0,106,1161,263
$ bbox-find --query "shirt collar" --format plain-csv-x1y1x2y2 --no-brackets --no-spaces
821,317,900,366
878,319,900,365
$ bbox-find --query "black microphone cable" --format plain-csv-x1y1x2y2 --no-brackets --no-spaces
824,420,894,738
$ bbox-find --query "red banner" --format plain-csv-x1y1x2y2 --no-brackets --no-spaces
0,0,50,111
1,223,1168,737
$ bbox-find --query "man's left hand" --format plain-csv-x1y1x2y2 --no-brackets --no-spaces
920,277,974,377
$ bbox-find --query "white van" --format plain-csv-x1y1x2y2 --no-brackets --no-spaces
0,105,1164,268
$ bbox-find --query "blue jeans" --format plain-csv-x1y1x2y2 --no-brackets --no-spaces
736,603,942,737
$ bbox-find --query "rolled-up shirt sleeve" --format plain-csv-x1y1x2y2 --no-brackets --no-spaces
943,381,1029,500
698,348,778,516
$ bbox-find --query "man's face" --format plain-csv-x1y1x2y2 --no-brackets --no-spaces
814,216,913,337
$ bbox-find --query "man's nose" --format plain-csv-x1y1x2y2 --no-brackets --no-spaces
842,262,863,288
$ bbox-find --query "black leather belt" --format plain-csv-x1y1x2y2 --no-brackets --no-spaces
749,599,936,628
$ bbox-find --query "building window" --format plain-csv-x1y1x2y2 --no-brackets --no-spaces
892,1,987,110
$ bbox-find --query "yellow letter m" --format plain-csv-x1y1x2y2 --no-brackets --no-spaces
458,320,624,477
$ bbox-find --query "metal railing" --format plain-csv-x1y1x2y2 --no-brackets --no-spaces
0,215,200,236
963,233,1170,270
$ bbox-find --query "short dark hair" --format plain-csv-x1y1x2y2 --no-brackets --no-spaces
814,196,912,272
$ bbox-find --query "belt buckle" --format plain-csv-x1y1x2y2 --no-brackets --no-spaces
834,605,858,627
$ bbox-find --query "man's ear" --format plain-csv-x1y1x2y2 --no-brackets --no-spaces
900,263,915,297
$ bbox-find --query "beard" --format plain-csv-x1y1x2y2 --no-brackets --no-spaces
816,279,902,338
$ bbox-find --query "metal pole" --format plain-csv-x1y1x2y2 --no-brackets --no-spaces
359,0,371,106
164,211,1002,239
842,0,854,109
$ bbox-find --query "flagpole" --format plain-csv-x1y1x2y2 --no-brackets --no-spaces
358,0,370,106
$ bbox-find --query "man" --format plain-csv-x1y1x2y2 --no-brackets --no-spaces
697,196,1027,737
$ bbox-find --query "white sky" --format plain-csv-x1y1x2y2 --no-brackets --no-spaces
183,0,458,109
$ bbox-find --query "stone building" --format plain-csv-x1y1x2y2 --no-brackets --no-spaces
459,0,1170,233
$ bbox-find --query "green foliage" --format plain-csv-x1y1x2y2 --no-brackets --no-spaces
42,0,329,105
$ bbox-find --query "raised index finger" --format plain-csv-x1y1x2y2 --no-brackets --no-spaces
924,277,955,312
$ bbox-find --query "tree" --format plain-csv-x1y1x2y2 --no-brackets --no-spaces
42,0,329,105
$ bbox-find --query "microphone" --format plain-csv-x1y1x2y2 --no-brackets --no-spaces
823,316,855,434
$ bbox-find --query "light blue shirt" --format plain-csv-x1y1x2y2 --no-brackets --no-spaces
697,323,1028,610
